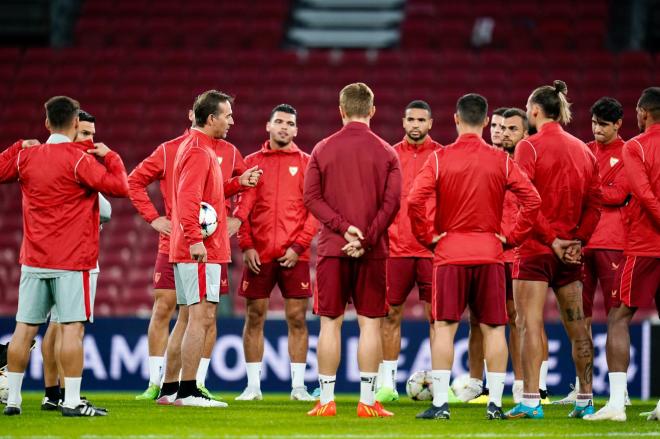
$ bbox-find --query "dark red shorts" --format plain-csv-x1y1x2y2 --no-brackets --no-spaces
315,256,387,318
432,263,507,325
153,252,176,290
240,261,311,300
512,253,582,290
613,255,660,309
582,249,623,317
386,257,432,305
220,263,229,295
505,262,513,301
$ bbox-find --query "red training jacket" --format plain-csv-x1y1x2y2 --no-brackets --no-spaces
408,133,541,266
234,141,318,262
304,121,401,259
622,123,660,257
128,130,246,255
0,140,129,270
388,136,442,258
514,122,602,257
169,129,229,263
585,137,629,250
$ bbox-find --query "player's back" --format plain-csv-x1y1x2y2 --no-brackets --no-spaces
516,122,598,256
308,121,399,258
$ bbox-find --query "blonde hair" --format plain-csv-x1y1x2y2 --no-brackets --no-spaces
339,82,374,118
530,80,572,125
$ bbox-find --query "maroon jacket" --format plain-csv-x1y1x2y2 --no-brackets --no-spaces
304,121,402,259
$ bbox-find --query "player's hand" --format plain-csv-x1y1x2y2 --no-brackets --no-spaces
226,216,241,237
551,238,581,264
277,247,300,268
243,248,261,274
21,139,40,148
563,242,582,264
343,225,364,243
150,216,172,235
431,232,447,245
239,166,263,188
88,142,111,158
495,233,506,245
190,242,207,263
342,239,364,258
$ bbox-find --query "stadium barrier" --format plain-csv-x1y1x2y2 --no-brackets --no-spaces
0,318,653,398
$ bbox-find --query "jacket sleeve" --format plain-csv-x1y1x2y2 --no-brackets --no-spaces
504,157,542,246
303,149,352,235
75,150,129,197
574,158,603,243
407,152,438,248
514,139,556,245
223,148,249,198
0,141,23,184
601,165,630,206
623,140,660,227
362,153,402,248
175,148,209,247
234,184,257,250
127,145,165,223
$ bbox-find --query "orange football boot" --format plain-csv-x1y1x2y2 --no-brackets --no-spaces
307,400,337,417
357,401,394,418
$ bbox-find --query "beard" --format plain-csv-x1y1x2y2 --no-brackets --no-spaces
406,130,427,141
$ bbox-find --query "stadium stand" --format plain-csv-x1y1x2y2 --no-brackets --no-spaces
0,0,657,320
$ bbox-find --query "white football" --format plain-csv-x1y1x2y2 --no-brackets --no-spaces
450,373,471,395
0,372,8,403
199,202,218,238
406,370,433,401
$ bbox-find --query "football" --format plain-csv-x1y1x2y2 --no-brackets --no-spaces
0,372,8,404
406,370,433,401
450,373,471,396
199,202,218,238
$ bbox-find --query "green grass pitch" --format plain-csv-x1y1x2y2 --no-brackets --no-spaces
2,392,659,438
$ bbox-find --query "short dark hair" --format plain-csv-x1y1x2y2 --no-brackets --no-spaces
492,107,508,117
502,107,529,132
456,93,488,126
193,90,233,127
270,104,297,121
530,80,572,124
590,97,623,124
78,109,96,123
45,96,80,130
638,87,660,121
405,100,432,117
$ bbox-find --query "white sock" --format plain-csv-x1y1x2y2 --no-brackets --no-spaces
522,392,540,408
382,360,398,390
359,372,377,405
148,356,164,386
576,393,593,408
575,376,580,392
487,372,505,407
319,374,336,405
6,372,24,407
376,362,384,389
196,357,210,387
539,360,548,392
608,372,627,410
246,362,262,389
63,377,82,409
290,363,306,389
431,370,451,407
484,360,490,389
513,379,523,389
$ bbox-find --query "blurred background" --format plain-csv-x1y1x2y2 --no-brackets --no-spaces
0,0,658,323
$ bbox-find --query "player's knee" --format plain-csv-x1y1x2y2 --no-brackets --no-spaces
286,313,307,333
153,298,176,321
245,307,267,328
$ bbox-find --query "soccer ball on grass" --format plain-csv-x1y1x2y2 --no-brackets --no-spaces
406,370,433,401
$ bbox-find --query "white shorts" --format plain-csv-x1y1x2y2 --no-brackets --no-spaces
174,263,221,306
18,266,96,324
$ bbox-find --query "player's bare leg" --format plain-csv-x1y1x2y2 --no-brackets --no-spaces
3,323,40,415
138,289,176,400
507,298,524,403
354,314,392,417
378,304,403,400
458,317,486,403
157,306,188,403
585,304,635,421
417,320,457,419
314,315,343,407
196,316,218,399
285,298,313,401
481,323,507,418
236,298,268,400
554,281,594,417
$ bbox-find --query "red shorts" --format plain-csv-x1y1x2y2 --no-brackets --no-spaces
505,262,513,301
315,256,387,318
386,257,432,305
220,263,229,295
512,253,582,290
239,261,312,300
432,264,507,325
582,249,623,317
613,255,660,309
154,252,176,290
